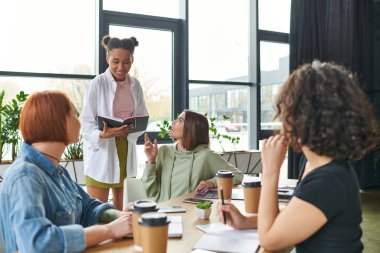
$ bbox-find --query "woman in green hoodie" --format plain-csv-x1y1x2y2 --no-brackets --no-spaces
142,110,244,202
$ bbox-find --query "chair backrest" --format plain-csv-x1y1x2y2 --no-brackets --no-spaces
123,178,149,207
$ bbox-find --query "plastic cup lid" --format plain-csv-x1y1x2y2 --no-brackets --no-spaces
216,170,234,178
138,212,170,226
242,180,261,187
132,200,158,213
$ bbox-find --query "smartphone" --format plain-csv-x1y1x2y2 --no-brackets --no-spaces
182,198,212,204
158,205,186,213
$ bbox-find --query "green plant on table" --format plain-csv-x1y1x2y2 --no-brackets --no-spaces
196,201,211,209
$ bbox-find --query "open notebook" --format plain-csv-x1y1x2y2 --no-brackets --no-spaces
193,223,259,253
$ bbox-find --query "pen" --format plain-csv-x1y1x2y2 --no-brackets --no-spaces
220,187,226,225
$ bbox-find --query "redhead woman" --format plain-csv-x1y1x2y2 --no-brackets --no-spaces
0,91,132,253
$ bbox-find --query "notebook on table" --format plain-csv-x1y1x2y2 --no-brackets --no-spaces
194,188,244,200
193,223,259,253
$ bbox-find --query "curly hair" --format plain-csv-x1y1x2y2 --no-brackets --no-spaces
275,61,378,160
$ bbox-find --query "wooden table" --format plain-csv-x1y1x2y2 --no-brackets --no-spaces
85,192,220,253
85,180,297,253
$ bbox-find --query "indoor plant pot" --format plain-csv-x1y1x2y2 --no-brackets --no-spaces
195,202,212,220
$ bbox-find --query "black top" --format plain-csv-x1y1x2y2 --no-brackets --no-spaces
294,158,363,253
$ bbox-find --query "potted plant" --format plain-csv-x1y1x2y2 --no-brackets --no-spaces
61,131,84,185
0,90,29,162
195,201,212,219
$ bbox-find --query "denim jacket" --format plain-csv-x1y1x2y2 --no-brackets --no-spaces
0,143,114,253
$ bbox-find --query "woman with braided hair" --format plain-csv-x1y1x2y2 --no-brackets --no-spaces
80,35,148,210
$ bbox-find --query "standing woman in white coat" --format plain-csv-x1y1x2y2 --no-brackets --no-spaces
80,35,148,210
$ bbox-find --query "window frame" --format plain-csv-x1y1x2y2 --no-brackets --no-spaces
256,17,290,141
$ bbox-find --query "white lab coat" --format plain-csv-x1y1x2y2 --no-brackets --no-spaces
80,68,148,184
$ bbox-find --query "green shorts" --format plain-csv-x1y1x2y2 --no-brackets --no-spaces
85,137,128,188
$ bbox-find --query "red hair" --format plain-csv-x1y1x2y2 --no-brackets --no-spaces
19,91,72,145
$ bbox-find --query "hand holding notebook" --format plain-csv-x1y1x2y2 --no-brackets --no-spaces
97,115,149,133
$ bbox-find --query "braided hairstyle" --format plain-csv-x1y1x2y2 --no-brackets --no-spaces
102,35,139,54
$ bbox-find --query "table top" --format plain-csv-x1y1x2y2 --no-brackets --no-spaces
85,180,297,253
85,192,219,253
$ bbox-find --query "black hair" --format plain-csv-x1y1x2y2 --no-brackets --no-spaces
101,35,139,54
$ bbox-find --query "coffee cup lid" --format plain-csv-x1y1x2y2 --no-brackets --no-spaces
216,170,234,178
132,200,158,213
242,180,261,187
138,212,170,227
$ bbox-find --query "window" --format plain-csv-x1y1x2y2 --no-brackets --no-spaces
109,25,173,131
188,0,252,150
0,76,87,112
189,83,249,152
103,0,180,19
0,0,97,75
257,0,291,134
260,42,289,130
259,0,291,33
189,0,249,82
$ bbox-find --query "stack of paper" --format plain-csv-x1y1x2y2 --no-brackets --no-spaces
193,223,259,253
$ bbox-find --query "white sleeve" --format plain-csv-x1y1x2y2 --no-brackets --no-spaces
128,80,149,142
80,79,105,149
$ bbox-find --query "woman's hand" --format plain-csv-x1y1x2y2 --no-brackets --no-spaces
219,203,255,230
123,202,134,212
195,181,215,191
100,121,133,139
261,134,288,176
105,213,133,239
144,133,158,164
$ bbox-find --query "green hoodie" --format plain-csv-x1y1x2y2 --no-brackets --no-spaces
142,144,244,202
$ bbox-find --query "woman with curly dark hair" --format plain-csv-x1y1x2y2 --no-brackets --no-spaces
219,61,378,252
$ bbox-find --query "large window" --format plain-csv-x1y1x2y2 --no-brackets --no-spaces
189,0,251,151
189,0,249,82
189,84,249,152
259,0,291,33
0,0,97,75
258,0,291,135
103,0,179,19
0,0,292,169
260,42,289,130
109,25,173,131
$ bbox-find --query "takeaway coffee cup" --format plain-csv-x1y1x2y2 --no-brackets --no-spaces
216,170,234,201
242,180,261,215
131,200,158,251
138,212,170,253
